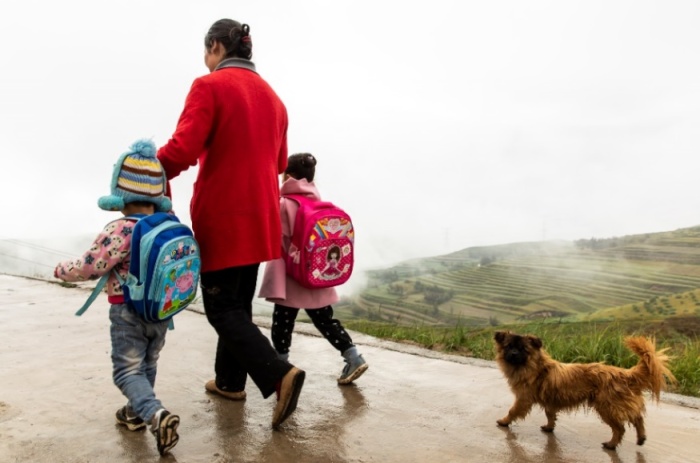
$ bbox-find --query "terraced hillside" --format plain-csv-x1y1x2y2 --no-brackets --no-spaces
337,227,700,326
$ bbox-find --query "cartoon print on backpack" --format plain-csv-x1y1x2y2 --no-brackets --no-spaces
320,245,342,279
316,244,352,281
288,204,354,289
158,239,200,318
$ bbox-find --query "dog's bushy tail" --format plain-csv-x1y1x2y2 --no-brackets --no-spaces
625,336,676,402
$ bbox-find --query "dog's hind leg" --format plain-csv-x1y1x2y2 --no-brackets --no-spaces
631,415,646,446
598,411,625,450
497,397,533,427
540,407,557,432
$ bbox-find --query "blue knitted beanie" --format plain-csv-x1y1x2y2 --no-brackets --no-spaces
97,139,172,212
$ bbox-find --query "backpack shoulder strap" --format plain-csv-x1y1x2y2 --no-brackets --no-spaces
280,196,300,236
75,272,111,316
285,194,338,210
283,194,313,206
136,219,184,280
282,195,316,240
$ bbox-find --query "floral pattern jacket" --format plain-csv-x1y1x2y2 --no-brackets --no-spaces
54,218,135,303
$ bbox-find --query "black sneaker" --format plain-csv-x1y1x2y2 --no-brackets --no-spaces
115,405,146,431
150,409,180,455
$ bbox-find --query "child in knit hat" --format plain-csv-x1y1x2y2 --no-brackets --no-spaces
54,139,180,456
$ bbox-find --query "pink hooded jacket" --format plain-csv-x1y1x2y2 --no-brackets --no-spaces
258,177,339,309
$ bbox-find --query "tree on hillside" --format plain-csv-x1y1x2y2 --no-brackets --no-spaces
387,283,405,296
423,285,454,305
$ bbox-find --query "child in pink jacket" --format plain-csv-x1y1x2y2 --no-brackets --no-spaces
259,153,368,385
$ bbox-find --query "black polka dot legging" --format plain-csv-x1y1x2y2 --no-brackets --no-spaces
271,304,354,355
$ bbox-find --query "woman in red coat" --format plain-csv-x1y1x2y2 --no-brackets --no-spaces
157,18,304,429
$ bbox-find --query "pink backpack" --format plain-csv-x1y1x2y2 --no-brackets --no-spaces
284,194,354,289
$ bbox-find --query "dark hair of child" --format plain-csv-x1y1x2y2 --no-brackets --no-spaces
126,201,156,209
285,153,316,182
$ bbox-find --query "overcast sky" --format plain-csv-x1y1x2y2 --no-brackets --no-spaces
2,0,700,275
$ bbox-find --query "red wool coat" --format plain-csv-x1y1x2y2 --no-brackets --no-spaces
258,178,339,309
158,59,288,272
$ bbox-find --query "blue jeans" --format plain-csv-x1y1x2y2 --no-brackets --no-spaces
109,303,169,423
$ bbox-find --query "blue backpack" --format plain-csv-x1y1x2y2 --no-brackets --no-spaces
76,213,201,327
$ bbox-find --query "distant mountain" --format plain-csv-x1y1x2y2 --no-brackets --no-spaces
338,226,700,326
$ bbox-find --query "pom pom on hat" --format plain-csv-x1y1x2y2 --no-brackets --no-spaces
98,138,172,212
129,139,157,158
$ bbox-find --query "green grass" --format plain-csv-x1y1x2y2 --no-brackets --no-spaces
672,341,700,396
344,319,700,398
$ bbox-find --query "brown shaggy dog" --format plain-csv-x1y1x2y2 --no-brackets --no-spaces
494,331,676,450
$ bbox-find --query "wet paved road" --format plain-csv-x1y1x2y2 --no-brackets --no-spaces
1,274,699,463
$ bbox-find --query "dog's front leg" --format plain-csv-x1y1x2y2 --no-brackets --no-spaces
541,407,557,432
497,397,533,427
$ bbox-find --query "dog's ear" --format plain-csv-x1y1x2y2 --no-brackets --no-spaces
526,335,543,350
494,331,507,345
